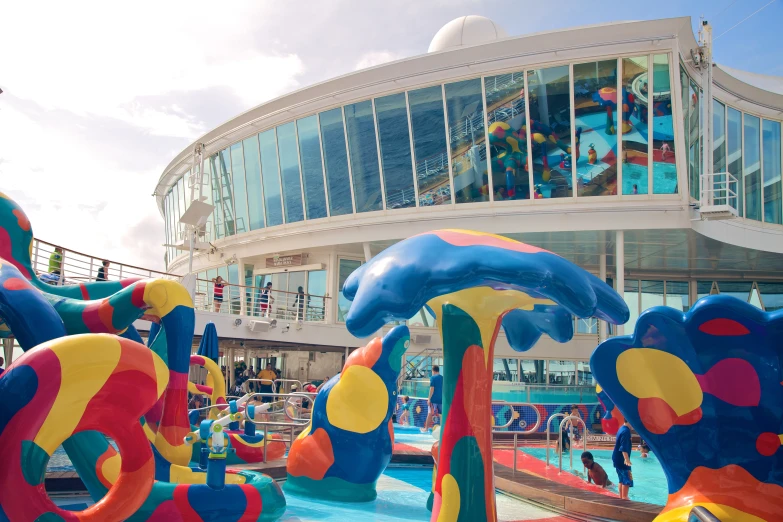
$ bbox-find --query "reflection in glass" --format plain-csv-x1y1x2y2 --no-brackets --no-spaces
744,114,762,221
573,60,618,196
296,116,328,220
218,149,235,235
337,259,362,322
276,122,305,223
652,55,677,194
680,66,691,197
344,101,383,212
762,120,781,224
408,86,451,206
319,108,353,216
758,282,783,311
202,159,214,240
445,79,488,202
640,280,664,312
178,177,187,235
258,129,284,227
527,66,577,199
624,280,639,333
243,135,265,230
688,80,700,200
209,155,223,239
307,270,327,321
620,56,649,195
716,281,752,302
665,281,689,312
231,143,249,234
727,107,743,216
484,71,528,200
375,93,416,209
712,100,726,205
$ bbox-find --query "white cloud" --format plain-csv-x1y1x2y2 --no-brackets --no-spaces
354,51,406,71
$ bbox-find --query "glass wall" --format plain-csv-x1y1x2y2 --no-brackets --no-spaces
762,119,781,224
319,108,353,216
528,65,574,199
307,269,327,320
337,259,362,322
296,115,328,219
276,122,305,223
375,93,416,209
712,100,726,206
744,114,762,221
408,86,451,206
202,159,214,241
243,135,265,230
258,129,284,227
344,101,383,212
445,78,488,203
217,148,236,236
688,79,700,200
485,71,528,200
230,143,249,234
727,107,743,215
209,155,223,239
652,55,676,194
621,56,649,195
573,59,618,197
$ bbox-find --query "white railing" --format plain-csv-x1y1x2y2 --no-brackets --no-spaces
33,239,178,286
699,172,739,220
194,278,329,323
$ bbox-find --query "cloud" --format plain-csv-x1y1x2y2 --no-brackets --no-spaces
355,51,406,71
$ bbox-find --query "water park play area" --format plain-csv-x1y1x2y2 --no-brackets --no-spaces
0,187,780,522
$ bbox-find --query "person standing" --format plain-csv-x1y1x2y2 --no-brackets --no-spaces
257,363,277,403
96,260,110,281
212,276,225,313
49,247,63,275
612,419,634,499
293,286,308,321
421,365,443,433
259,282,273,317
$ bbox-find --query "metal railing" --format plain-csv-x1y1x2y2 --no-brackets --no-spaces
688,507,721,522
699,171,739,219
545,413,588,472
490,401,542,477
32,238,178,286
194,278,330,322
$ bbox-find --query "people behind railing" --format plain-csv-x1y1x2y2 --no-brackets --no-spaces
96,259,110,281
211,275,225,313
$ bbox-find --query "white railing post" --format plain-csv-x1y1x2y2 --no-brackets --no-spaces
33,240,40,274
58,250,65,286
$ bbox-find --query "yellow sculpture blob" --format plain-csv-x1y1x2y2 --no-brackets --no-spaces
437,473,461,522
326,365,388,434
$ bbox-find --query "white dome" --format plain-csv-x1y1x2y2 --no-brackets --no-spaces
428,16,507,53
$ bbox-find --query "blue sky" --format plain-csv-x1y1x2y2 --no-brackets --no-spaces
0,1,779,269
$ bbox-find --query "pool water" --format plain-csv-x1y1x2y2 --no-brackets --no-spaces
622,162,678,195
519,446,668,506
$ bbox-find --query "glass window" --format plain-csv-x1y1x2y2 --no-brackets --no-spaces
163,194,169,266
171,183,180,245
749,285,762,309
548,360,574,385
206,268,217,310
276,122,305,223
445,78,488,203
573,60,618,197
528,66,574,199
408,86,451,207
688,80,700,200
319,108,353,216
209,155,223,239
228,263,240,314
713,100,726,174
485,71,528,200
652,55,677,194
217,148,235,236
407,307,436,328
624,280,639,334
178,176,187,234
716,281,752,302
521,360,546,384
727,107,743,216
230,143,249,234
665,281,689,312
258,129,284,227
202,158,214,240
344,101,383,212
744,114,762,221
243,135,265,230
244,264,254,315
307,270,327,321
621,56,649,195
296,116,328,220
697,281,715,301
375,93,416,209
758,282,783,311
762,120,781,224
640,280,664,313
337,259,362,322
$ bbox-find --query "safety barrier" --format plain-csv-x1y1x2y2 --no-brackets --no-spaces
490,401,542,477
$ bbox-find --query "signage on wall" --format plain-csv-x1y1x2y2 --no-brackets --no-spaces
266,254,304,268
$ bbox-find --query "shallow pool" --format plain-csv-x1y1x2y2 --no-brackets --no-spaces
621,162,678,195
519,446,668,506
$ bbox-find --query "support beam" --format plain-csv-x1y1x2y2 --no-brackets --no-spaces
599,253,607,342
362,242,372,262
616,230,625,336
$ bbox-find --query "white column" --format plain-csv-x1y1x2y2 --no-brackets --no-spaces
3,339,14,367
362,242,372,263
599,253,607,342
616,231,625,336
228,347,235,391
344,346,350,367
329,252,339,324
239,259,247,316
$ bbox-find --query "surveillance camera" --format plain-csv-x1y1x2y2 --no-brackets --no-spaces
691,49,701,67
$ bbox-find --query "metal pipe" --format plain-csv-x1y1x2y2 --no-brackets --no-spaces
558,415,588,473
545,412,567,468
263,424,268,463
513,433,517,477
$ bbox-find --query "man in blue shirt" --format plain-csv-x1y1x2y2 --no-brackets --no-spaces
612,419,633,499
421,365,443,433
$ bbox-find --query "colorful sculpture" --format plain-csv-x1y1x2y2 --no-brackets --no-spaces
285,325,410,501
593,86,634,135
591,295,783,521
596,384,625,435
342,230,628,521
0,192,286,521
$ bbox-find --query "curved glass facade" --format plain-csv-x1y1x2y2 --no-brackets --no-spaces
162,51,783,266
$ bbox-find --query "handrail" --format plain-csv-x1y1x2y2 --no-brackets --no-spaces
688,506,721,522
491,401,542,435
35,238,177,277
196,277,330,298
545,413,567,467
558,415,588,472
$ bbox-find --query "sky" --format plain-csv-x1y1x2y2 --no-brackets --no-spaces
1,0,780,270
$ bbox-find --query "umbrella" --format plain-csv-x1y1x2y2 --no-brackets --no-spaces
197,322,219,362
